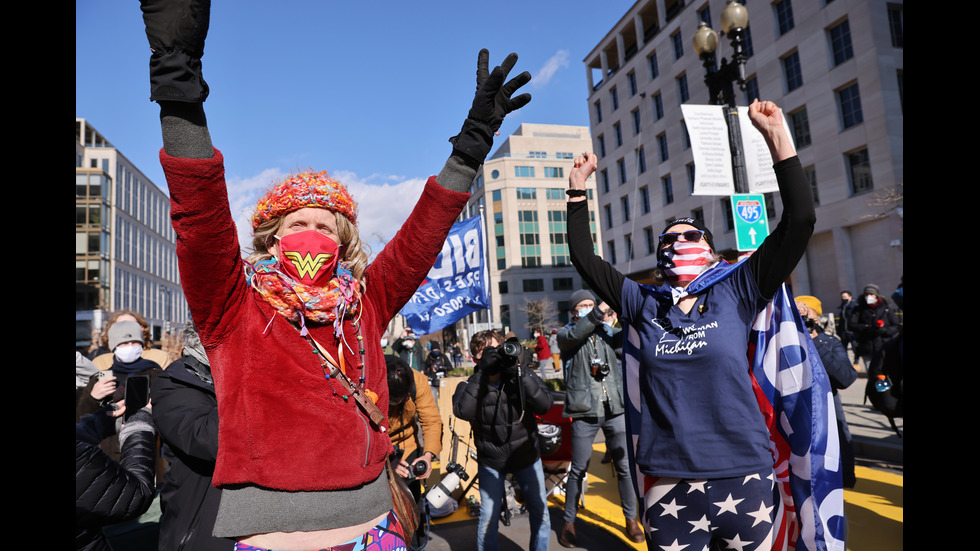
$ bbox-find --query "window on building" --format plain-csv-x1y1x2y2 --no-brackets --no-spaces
594,99,602,123
516,187,536,199
897,69,903,112
846,148,873,194
662,175,674,204
764,193,776,220
498,281,509,294
557,152,574,159
657,133,669,163
628,71,638,96
607,240,617,265
653,92,664,120
681,120,691,149
492,189,502,202
640,186,650,214
546,188,564,200
888,4,903,48
637,147,647,174
597,135,606,158
618,158,627,185
692,207,705,226
804,165,819,205
721,197,735,231
625,234,634,260
672,31,684,60
553,277,574,291
687,163,696,194
774,0,794,36
614,122,623,147
518,210,541,268
548,210,570,266
782,51,803,92
829,19,854,66
604,204,613,229
544,167,564,178
529,150,547,158
523,279,544,292
500,304,511,327
699,4,713,26
610,87,619,111
677,74,689,104
788,107,812,149
515,166,535,177
600,169,610,193
621,196,631,222
648,51,659,79
644,226,656,255
744,76,759,104
743,26,755,57
632,109,642,135
837,82,863,130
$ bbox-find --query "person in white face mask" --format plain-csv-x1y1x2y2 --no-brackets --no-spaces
847,283,899,370
556,290,643,546
76,320,165,460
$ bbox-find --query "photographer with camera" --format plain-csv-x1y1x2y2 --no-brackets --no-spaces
556,290,643,546
452,330,553,551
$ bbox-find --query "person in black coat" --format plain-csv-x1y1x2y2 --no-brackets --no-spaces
452,329,553,551
152,323,231,551
848,284,899,368
76,403,157,551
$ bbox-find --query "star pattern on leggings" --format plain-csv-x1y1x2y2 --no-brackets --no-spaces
687,480,707,494
660,498,687,518
688,514,711,533
659,538,690,551
722,533,753,551
712,493,744,515
746,501,774,527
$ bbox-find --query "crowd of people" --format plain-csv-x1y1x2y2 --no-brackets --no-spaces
76,3,903,551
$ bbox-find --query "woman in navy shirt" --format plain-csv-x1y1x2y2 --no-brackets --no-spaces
566,100,814,550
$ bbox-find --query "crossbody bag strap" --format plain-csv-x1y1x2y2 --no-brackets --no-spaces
307,334,387,430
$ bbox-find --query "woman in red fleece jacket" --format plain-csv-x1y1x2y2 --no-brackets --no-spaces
140,2,531,549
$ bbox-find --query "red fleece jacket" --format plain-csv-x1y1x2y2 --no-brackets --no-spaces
161,149,468,491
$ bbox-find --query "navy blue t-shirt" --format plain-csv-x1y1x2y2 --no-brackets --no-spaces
621,261,774,479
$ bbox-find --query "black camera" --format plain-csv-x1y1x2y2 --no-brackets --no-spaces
590,358,610,379
391,446,429,481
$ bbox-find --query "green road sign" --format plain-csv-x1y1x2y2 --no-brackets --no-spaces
731,194,770,251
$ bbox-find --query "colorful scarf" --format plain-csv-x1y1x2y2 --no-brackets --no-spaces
248,258,361,336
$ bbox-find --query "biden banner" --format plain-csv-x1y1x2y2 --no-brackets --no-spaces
399,215,489,335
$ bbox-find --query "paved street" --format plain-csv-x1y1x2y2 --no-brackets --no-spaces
422,374,902,551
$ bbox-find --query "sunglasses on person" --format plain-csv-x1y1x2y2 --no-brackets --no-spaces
659,230,706,246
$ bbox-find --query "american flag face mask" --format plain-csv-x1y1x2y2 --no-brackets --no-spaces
659,241,715,285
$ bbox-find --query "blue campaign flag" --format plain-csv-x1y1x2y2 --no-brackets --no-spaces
399,215,489,335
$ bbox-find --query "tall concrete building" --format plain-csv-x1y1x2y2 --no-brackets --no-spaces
584,0,903,308
461,123,602,338
76,118,189,351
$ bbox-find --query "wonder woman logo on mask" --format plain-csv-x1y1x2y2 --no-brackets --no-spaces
276,230,340,286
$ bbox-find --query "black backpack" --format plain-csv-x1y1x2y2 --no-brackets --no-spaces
865,332,903,437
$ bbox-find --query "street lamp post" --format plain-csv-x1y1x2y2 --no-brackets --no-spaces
693,0,751,193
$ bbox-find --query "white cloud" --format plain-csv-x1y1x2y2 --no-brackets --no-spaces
226,168,427,261
534,50,570,87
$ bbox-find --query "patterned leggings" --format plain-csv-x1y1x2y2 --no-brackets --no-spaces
233,511,407,551
643,469,775,551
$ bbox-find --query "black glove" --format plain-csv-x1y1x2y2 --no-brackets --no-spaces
449,49,532,167
141,0,211,102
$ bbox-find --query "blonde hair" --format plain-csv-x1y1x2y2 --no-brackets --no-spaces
244,210,371,284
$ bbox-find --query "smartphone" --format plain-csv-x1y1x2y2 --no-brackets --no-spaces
124,375,150,420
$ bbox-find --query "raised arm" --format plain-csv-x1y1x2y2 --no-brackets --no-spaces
566,153,627,313
745,100,816,298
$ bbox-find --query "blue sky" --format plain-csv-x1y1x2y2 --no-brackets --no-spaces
76,1,635,253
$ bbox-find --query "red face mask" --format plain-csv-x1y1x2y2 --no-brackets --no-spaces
275,230,340,286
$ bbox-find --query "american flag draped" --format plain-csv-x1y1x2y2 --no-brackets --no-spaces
623,271,846,551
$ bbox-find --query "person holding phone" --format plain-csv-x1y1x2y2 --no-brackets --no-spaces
76,320,164,458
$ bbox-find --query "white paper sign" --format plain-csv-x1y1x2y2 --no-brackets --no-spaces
682,104,796,196
682,104,735,196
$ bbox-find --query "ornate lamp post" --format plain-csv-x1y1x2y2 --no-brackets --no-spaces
692,0,751,192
